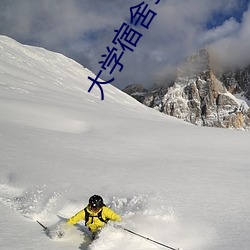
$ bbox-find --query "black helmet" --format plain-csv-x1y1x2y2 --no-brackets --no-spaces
89,195,104,210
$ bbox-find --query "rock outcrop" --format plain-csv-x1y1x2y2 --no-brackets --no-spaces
124,49,250,130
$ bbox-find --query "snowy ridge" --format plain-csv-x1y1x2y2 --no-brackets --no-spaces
0,35,145,108
1,36,250,250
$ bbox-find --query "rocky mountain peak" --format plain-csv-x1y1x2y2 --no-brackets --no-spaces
123,49,250,130
177,49,210,78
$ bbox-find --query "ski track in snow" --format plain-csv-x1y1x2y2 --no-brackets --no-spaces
0,180,211,250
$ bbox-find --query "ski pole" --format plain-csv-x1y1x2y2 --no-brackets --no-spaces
37,220,48,231
122,227,180,250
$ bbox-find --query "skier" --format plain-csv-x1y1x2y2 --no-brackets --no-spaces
66,194,121,239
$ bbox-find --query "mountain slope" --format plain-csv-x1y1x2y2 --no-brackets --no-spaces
0,36,250,250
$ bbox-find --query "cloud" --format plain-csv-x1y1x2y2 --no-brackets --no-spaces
200,18,240,45
209,3,250,69
0,0,249,89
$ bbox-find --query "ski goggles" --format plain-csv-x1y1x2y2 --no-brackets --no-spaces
89,205,101,212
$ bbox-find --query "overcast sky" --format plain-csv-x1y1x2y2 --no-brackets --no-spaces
0,0,249,89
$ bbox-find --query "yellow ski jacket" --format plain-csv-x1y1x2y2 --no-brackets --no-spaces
67,206,121,233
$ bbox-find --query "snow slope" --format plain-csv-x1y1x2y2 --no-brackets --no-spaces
0,35,250,250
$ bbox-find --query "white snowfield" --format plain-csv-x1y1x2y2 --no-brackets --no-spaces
0,35,249,250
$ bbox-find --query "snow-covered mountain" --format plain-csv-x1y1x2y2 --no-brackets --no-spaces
0,36,250,250
124,49,250,130
217,65,250,100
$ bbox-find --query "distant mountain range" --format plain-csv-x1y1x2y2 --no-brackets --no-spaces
123,49,250,130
